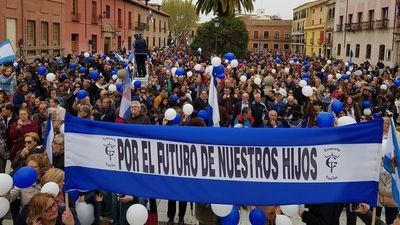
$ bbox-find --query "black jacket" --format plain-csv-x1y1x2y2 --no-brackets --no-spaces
301,204,343,225
125,113,151,125
134,38,148,54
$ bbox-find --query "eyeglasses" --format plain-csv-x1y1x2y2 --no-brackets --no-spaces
44,201,57,213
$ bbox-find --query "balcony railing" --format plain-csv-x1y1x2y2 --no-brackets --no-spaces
362,21,374,30
351,23,362,31
325,39,333,45
72,12,81,22
336,24,343,32
375,19,389,29
345,23,352,31
135,22,149,31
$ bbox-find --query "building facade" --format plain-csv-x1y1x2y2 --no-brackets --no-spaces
395,1,400,66
304,0,329,57
333,0,395,66
64,0,169,54
0,0,65,57
292,2,310,54
324,0,336,58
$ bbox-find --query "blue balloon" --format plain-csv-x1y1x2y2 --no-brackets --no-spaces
60,73,67,79
293,57,299,62
395,79,400,87
102,55,107,59
134,80,142,88
170,114,182,124
198,110,208,122
90,70,100,80
37,66,47,76
316,112,335,128
122,62,128,68
172,94,179,103
85,57,93,63
275,58,282,64
76,90,88,100
348,61,353,66
342,74,350,79
218,74,225,79
13,166,37,188
224,52,236,61
305,64,310,71
220,206,240,225
111,70,118,75
331,100,344,114
213,65,225,75
109,59,114,64
173,56,179,61
76,54,81,58
78,67,87,73
69,63,76,70
175,68,185,76
362,100,371,109
303,73,309,78
116,83,123,92
373,113,382,119
249,208,267,225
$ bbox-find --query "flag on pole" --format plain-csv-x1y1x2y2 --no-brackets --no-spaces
206,74,220,127
118,68,132,119
349,50,354,62
114,51,124,62
44,117,54,165
147,10,154,23
0,39,17,65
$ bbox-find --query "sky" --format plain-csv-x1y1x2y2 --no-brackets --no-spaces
151,0,313,22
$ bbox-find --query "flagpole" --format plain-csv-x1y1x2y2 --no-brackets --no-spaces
371,207,376,225
65,192,70,210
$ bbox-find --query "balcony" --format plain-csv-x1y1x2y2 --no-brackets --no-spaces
362,21,374,30
336,24,343,32
135,22,149,31
326,27,334,32
395,18,400,34
325,39,333,45
375,19,389,29
72,12,81,22
351,23,362,31
91,16,98,24
345,23,352,31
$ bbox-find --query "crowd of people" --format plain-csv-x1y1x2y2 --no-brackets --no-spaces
0,37,400,225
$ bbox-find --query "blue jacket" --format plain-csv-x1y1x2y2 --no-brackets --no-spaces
0,74,17,95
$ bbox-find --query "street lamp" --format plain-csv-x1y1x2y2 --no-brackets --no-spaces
214,18,220,54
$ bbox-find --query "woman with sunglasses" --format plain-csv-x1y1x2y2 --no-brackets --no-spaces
12,132,44,170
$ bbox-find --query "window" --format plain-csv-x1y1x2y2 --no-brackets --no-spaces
159,20,162,32
164,21,167,33
92,1,97,19
386,49,392,61
263,31,269,39
274,44,279,49
382,7,388,20
91,34,97,52
53,23,60,46
312,20,314,25
117,36,121,50
128,36,132,50
319,18,322,24
191,30,195,37
105,5,110,18
138,14,141,25
153,19,156,31
285,33,290,40
164,37,166,46
118,9,122,27
348,14,353,24
337,44,341,56
153,37,156,46
263,43,268,49
41,22,48,46
366,44,371,59
346,44,350,56
159,37,161,47
254,31,259,39
357,12,363,23
253,43,258,49
379,45,385,60
368,10,374,22
332,7,335,18
284,44,290,50
274,32,279,40
355,44,360,57
128,12,132,29
339,16,343,25
27,20,36,46
72,0,78,14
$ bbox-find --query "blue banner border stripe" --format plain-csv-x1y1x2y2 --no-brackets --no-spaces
65,114,383,146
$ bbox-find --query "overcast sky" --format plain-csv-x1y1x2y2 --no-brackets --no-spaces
151,0,314,22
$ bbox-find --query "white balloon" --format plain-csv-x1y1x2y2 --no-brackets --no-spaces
284,68,290,74
13,62,18,67
240,75,247,83
354,70,362,76
381,84,388,90
302,86,313,97
171,67,177,75
289,60,294,65
327,59,332,65
336,74,342,79
106,57,110,61
165,108,177,121
187,71,193,77
108,84,117,93
198,48,202,52
224,59,229,64
41,182,60,198
183,104,194,116
346,71,351,75
126,204,148,225
272,69,277,74
211,57,222,67
230,59,239,68
46,73,56,82
0,197,10,218
0,174,13,195
84,52,90,58
280,205,299,217
194,64,202,71
299,80,307,88
364,108,372,116
337,116,357,127
276,214,293,225
327,74,333,80
75,202,95,225
254,77,262,86
321,69,325,72
345,62,349,67
112,75,118,80
211,204,233,217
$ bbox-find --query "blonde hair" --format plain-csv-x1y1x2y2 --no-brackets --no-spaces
26,154,51,178
40,168,64,187
25,132,40,144
26,193,55,225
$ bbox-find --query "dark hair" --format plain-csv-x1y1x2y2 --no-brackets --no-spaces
16,82,28,95
241,107,251,115
188,117,206,127
1,103,13,112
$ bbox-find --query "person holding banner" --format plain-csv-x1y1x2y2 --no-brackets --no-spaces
355,203,397,225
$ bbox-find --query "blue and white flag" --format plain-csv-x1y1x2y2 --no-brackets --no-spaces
115,51,124,62
118,68,132,119
207,75,220,127
44,117,54,165
64,116,383,205
0,40,17,65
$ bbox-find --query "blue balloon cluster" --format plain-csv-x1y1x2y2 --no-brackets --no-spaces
76,90,88,100
317,112,335,128
331,100,344,114
37,66,47,76
90,70,100,80
224,52,236,61
220,206,240,225
213,65,225,75
134,80,142,89
249,208,267,225
13,166,37,188
175,68,185,76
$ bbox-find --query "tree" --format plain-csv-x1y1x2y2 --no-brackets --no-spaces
195,0,254,17
162,0,199,46
191,17,248,58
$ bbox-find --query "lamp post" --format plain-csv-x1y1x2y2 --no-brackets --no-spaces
214,18,220,54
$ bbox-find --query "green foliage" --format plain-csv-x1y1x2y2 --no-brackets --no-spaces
191,17,248,58
195,0,254,17
161,0,199,44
